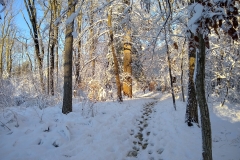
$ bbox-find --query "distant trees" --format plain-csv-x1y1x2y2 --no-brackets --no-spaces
0,0,16,78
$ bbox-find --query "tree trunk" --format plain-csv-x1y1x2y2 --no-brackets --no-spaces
196,33,212,160
0,41,2,78
6,37,10,76
185,32,198,125
180,41,185,102
123,29,132,98
75,11,82,87
107,3,123,102
164,27,176,110
62,0,75,114
89,0,95,77
55,1,61,88
47,17,51,95
24,0,45,92
122,0,132,98
49,0,59,96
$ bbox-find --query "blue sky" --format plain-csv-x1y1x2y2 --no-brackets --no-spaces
14,0,31,38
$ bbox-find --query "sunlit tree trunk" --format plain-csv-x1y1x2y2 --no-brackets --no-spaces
62,0,75,114
122,0,132,98
75,11,82,87
185,31,198,125
89,0,95,77
107,2,123,102
185,0,198,126
55,1,61,88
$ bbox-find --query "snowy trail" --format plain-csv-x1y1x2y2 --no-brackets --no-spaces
0,93,239,160
127,101,158,158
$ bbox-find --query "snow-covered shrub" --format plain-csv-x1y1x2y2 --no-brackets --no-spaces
0,79,14,108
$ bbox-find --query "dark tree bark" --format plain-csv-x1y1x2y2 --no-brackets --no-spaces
185,0,198,126
62,0,75,114
185,32,198,126
180,40,185,102
24,0,45,92
196,33,212,160
164,27,176,110
49,0,59,96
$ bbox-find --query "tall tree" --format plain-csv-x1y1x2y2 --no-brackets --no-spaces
122,0,132,98
55,1,61,88
24,0,45,92
192,0,238,159
185,31,198,125
196,33,212,160
164,27,176,110
62,0,75,114
89,0,95,77
107,0,123,102
185,0,198,126
74,10,82,88
49,0,60,96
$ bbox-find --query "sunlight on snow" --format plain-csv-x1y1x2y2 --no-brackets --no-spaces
214,104,240,123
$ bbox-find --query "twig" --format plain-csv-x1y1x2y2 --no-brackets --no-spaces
0,120,11,131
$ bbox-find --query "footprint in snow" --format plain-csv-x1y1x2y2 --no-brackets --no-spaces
127,101,158,157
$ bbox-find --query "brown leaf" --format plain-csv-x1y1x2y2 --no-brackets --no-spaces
219,19,222,27
173,42,178,50
232,33,238,41
213,20,218,28
207,2,213,7
194,36,199,42
228,27,235,36
232,7,238,15
204,37,210,49
206,18,210,24
232,17,238,28
224,1,227,7
227,9,231,16
227,27,239,41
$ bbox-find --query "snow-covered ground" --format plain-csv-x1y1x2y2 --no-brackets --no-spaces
0,92,239,160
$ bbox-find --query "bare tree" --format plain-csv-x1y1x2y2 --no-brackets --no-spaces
24,0,45,92
62,0,75,114
122,0,132,98
107,0,123,102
